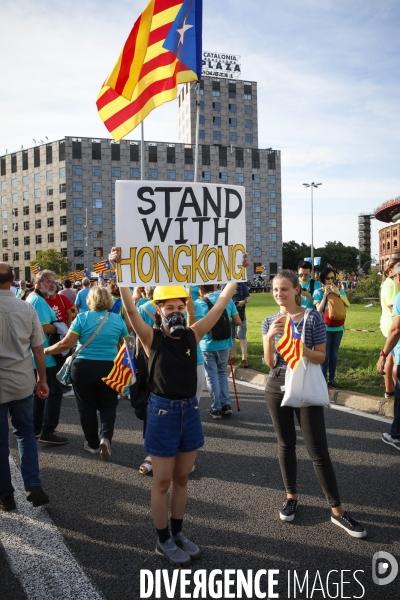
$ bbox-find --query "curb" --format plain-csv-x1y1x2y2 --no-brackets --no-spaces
227,366,394,419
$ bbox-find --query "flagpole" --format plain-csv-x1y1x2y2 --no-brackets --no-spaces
193,82,200,183
141,122,145,179
85,208,89,276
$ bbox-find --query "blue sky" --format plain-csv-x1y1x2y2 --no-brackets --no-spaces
1,0,399,259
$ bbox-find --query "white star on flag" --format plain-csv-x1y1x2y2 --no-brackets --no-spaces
177,18,193,45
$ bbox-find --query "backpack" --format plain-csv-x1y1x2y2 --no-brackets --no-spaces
202,297,232,340
129,331,163,420
324,292,346,327
309,279,315,295
109,298,122,314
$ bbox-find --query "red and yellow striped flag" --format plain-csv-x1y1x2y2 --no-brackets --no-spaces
97,0,202,141
275,316,303,371
93,260,111,274
75,270,85,280
102,342,137,393
31,263,41,275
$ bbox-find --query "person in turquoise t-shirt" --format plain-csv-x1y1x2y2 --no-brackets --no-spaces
45,286,129,461
298,260,321,309
313,267,350,389
75,278,91,313
196,285,241,419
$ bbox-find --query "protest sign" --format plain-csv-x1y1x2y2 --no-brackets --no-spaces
115,181,247,286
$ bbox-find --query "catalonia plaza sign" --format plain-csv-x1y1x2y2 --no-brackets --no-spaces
202,51,241,79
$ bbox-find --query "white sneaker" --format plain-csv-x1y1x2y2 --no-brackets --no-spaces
99,438,111,461
84,442,100,454
382,433,400,450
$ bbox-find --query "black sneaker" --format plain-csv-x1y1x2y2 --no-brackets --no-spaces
210,409,222,420
38,433,68,445
0,495,16,511
221,404,233,415
331,511,367,538
26,486,50,507
328,381,341,389
279,498,298,522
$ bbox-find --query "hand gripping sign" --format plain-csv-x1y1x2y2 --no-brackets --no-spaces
115,181,247,286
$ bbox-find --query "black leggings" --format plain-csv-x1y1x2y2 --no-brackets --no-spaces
265,370,341,507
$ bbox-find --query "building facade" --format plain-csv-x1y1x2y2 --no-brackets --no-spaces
379,223,400,271
0,77,282,280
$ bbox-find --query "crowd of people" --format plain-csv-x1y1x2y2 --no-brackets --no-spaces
2,251,400,567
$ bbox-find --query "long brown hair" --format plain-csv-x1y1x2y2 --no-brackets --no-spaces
272,269,302,306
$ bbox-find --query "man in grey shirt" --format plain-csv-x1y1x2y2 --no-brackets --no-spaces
0,263,50,511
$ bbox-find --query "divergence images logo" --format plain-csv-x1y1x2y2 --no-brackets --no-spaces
372,551,398,586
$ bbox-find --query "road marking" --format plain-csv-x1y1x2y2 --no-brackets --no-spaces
230,378,392,423
0,457,103,600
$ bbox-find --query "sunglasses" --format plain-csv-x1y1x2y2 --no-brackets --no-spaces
325,276,335,280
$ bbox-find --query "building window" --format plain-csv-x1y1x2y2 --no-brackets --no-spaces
253,218,261,227
34,204,41,214
11,154,17,173
94,247,103,257
219,172,228,182
130,167,140,178
24,251,31,260
252,150,260,169
202,146,210,165
213,116,221,126
1,195,6,204
48,233,54,243
111,143,120,161
268,175,276,184
199,100,204,110
22,150,28,170
59,199,67,209
2,225,7,233
59,183,66,193
12,223,18,232
212,81,220,96
60,232,68,241
23,207,29,216
229,118,237,127
93,198,102,209
199,130,205,139
245,120,253,129
47,218,54,227
236,173,244,183
45,144,52,165
244,105,252,115
253,174,260,183
93,215,102,224
254,233,261,242
167,169,176,180
92,141,101,160
254,247,262,257
199,115,205,125
47,202,53,212
74,231,84,241
229,104,237,113
34,173,40,183
58,140,65,161
212,102,220,111
270,248,277,257
92,166,102,176
61,248,68,258
60,215,67,226
72,140,82,159
236,148,244,168
149,145,157,163
252,189,261,198
268,190,276,199
2,252,8,261
35,219,41,229
213,131,221,141
112,167,121,177
269,219,277,228
229,132,237,141
167,146,175,164
184,147,193,164
1,210,6,218
148,169,158,179
73,198,83,208
253,204,261,213
74,247,84,257
244,83,252,99
228,82,236,98
184,170,193,181
34,147,40,168
202,171,211,181
268,152,276,170
12,208,18,217
94,231,103,242
130,143,139,162
269,204,276,213
73,214,83,224
12,194,18,203
13,252,19,261
219,146,227,166
45,170,53,181
245,133,253,143
269,233,277,242
36,235,42,244
92,182,101,193
1,157,6,176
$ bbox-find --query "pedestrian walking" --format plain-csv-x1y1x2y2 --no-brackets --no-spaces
75,277,91,313
262,269,366,538
229,281,250,367
379,258,400,399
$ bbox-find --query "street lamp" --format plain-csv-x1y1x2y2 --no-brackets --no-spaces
303,183,322,274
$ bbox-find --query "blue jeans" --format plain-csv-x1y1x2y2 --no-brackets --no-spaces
203,348,230,411
0,395,41,499
391,367,400,439
322,330,343,381
33,365,63,436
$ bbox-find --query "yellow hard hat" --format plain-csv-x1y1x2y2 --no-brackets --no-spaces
152,285,189,305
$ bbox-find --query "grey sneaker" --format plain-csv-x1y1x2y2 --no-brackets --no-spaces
171,532,201,558
84,441,100,454
99,438,111,461
382,433,400,450
331,512,367,538
155,538,191,566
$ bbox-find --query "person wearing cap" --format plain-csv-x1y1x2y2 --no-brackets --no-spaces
75,277,90,313
109,247,250,568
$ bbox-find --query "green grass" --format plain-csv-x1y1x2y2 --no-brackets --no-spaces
237,293,384,397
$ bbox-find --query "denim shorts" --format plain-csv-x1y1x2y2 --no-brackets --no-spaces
144,393,204,457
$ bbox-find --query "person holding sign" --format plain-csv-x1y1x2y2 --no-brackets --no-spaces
262,270,366,538
109,247,250,566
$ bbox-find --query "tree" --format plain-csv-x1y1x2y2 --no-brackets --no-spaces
282,241,312,270
283,240,371,274
30,249,71,278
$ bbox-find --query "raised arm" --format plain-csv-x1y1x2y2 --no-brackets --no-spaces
119,288,154,354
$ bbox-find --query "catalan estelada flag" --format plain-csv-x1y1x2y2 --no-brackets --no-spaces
31,263,41,275
97,0,203,141
69,272,76,281
275,316,303,371
102,340,137,393
75,270,85,280
93,260,111,274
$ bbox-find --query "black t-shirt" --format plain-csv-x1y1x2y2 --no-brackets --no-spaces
149,329,198,399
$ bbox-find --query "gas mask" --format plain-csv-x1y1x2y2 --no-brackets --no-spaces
159,309,187,337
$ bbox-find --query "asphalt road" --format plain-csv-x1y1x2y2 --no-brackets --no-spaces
1,382,399,600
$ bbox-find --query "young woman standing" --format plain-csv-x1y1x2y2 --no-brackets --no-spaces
262,270,366,538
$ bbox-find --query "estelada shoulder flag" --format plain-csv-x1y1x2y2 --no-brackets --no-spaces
102,340,137,393
275,316,303,371
97,0,203,142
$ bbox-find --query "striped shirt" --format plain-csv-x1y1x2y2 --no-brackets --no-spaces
262,309,326,369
